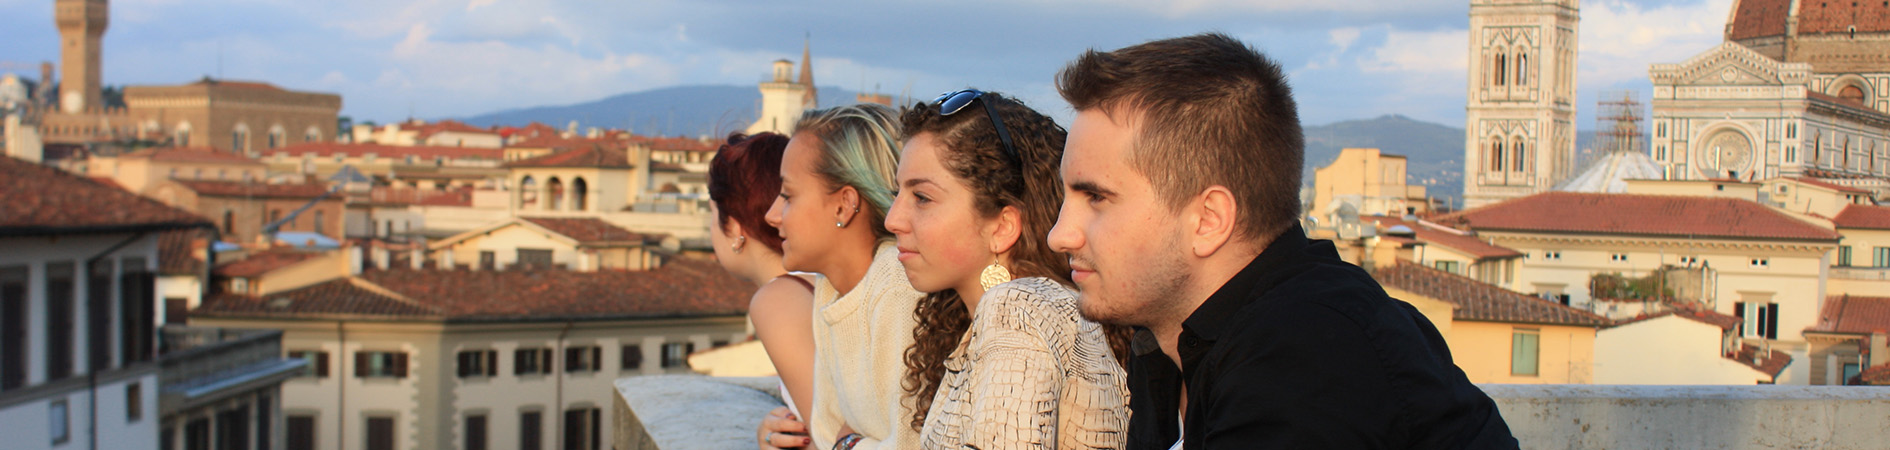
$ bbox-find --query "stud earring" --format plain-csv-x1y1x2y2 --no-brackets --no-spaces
730,236,745,254
835,220,846,228
978,260,1012,290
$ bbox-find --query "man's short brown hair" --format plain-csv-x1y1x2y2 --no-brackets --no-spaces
1057,32,1303,242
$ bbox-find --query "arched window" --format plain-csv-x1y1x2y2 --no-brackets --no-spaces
268,126,285,149
573,177,589,211
232,128,250,152
1839,85,1866,104
1516,53,1529,86
519,176,538,209
1512,139,1528,172
1494,52,1508,86
547,177,565,211
1489,139,1506,172
305,126,323,143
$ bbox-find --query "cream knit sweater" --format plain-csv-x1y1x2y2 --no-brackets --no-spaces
809,241,924,450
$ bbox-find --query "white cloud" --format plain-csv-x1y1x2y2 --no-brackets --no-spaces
1033,0,1460,18
1360,28,1467,75
1330,27,1363,54
1580,0,1733,87
466,0,496,12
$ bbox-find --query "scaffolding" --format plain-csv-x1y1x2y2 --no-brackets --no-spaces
1591,90,1646,164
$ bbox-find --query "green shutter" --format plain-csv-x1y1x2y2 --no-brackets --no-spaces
1511,331,1540,376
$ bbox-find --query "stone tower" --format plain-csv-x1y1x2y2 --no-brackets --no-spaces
799,37,817,109
1462,0,1580,209
746,40,814,135
55,0,108,114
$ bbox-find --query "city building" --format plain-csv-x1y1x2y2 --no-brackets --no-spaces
1648,0,1890,182
147,180,344,246
260,143,505,190
1462,0,1583,208
746,40,817,135
350,120,503,149
157,327,306,450
189,257,754,450
1,154,210,450
1364,215,1521,287
1311,147,1430,218
506,145,648,215
1831,204,1890,296
1595,307,1792,384
1804,294,1890,386
87,147,266,194
1372,260,1610,384
428,217,666,272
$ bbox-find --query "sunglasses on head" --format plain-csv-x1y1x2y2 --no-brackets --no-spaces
933,89,1018,161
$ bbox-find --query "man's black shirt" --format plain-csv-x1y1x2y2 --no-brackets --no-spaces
1125,224,1519,449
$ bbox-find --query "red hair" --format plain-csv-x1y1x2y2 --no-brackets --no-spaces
708,132,790,253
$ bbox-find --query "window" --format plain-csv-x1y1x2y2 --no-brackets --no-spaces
517,249,553,270
565,346,602,373
1787,146,1798,163
51,400,70,445
661,342,694,368
287,416,316,450
1787,122,1797,139
515,348,554,375
3,265,27,390
1750,258,1770,268
465,414,488,450
1610,253,1629,263
479,251,496,271
288,350,329,377
354,351,408,378
366,416,395,450
1494,52,1508,86
127,382,143,422
216,405,249,450
458,350,498,378
520,411,543,450
1736,301,1780,339
185,417,211,450
166,297,189,325
314,211,325,235
1516,53,1529,86
1434,260,1460,274
46,262,74,381
1875,247,1890,268
257,395,272,450
233,129,249,152
1511,329,1540,376
1657,122,1667,138
564,407,602,450
223,210,235,235
1844,363,1863,384
621,345,644,371
1838,246,1853,266
1512,141,1527,172
1489,140,1505,172
1543,251,1562,261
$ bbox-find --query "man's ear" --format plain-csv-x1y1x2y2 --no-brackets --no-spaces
1188,186,1238,258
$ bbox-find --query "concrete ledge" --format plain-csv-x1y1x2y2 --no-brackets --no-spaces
613,375,783,450
1485,384,1890,450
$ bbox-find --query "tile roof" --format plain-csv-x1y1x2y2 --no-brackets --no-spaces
194,260,754,322
1372,260,1611,327
1808,295,1890,334
1834,204,1890,230
1611,306,1744,330
1727,0,1794,40
214,249,324,278
1792,0,1890,35
520,217,649,246
634,135,718,153
1856,362,1890,385
1431,192,1842,241
123,147,263,166
1,156,212,235
1731,343,1793,378
406,120,498,140
173,180,335,199
1365,216,1521,259
265,143,504,161
506,144,634,169
158,229,210,275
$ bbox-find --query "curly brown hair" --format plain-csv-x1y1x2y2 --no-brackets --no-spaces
896,91,1134,431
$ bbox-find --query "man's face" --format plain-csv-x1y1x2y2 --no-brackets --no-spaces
1049,109,1192,327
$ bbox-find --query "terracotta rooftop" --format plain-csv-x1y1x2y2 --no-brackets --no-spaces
1365,216,1522,259
158,229,210,275
1856,362,1890,385
404,120,498,140
214,249,324,278
1808,295,1890,334
1611,306,1744,330
174,180,335,199
520,217,650,246
1372,260,1611,327
1728,0,1890,39
1431,192,1842,241
265,143,504,161
1727,0,1795,40
506,144,634,169
1834,204,1890,230
1732,342,1794,378
194,260,753,322
123,147,264,166
2,156,211,236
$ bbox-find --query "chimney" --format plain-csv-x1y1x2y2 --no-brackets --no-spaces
1871,331,1889,369
348,246,364,275
371,246,389,271
410,248,424,270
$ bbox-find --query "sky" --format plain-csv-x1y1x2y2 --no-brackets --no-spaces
0,0,1737,128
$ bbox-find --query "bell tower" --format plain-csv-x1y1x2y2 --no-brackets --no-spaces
55,0,108,113
1462,0,1579,208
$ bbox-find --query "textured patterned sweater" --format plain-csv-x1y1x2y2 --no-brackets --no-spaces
809,241,925,450
918,277,1131,450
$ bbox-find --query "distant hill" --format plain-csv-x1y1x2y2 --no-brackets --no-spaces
1303,114,1466,206
457,85,869,138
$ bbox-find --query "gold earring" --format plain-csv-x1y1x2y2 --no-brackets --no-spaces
978,260,1012,290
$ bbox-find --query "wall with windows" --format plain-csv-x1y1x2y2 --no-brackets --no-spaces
189,315,747,450
1594,315,1771,384
0,233,164,450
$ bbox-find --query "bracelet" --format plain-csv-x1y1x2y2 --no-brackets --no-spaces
835,433,864,450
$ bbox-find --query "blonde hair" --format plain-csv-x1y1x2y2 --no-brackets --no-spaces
793,103,903,238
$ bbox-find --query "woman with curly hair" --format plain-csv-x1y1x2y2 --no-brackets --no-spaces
885,89,1132,449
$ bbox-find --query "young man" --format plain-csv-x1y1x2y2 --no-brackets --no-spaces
1048,33,1519,449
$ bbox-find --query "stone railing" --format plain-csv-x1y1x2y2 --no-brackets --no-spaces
614,378,1890,450
1829,266,1890,281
